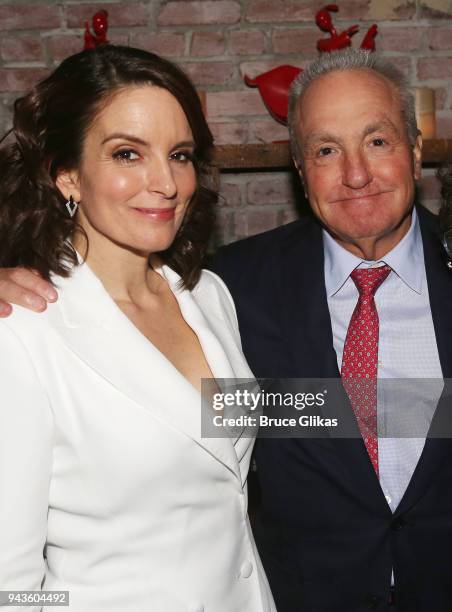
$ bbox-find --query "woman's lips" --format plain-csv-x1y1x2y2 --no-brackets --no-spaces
132,207,176,221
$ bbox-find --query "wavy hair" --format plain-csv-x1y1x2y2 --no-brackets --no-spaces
0,45,217,289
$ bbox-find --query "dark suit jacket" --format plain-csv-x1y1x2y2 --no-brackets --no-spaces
211,205,452,612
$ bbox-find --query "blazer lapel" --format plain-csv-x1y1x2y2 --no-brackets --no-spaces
54,261,242,481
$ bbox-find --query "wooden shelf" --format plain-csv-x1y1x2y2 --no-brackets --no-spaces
213,139,452,171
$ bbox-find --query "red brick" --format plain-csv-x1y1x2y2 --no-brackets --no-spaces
420,1,452,19
386,56,412,78
434,88,447,111
428,28,452,50
47,33,128,62
207,90,267,118
0,35,43,62
66,3,148,28
234,209,280,239
418,58,452,81
272,28,319,55
281,208,300,225
437,114,452,137
210,121,248,144
368,0,416,20
418,173,441,200
246,0,317,23
183,61,235,86
228,30,266,55
47,35,83,62
219,180,242,207
248,119,289,144
0,4,61,30
131,32,186,57
158,1,241,26
246,0,369,23
379,27,424,52
0,68,49,92
247,175,293,205
191,32,225,57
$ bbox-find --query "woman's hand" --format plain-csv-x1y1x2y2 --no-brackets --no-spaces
0,268,58,316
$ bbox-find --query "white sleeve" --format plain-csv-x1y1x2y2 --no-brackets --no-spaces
0,321,53,605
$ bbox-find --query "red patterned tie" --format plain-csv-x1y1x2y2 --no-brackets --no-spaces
341,265,391,476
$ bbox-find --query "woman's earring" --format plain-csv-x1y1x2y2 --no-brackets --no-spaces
65,195,78,218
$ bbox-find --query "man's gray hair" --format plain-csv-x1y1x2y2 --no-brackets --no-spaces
288,48,418,165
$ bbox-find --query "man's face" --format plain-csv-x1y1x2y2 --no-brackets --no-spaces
295,69,422,259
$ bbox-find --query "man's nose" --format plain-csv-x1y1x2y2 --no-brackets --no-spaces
146,157,177,199
341,150,372,190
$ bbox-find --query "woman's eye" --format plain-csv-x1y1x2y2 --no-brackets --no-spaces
113,149,140,163
171,150,194,163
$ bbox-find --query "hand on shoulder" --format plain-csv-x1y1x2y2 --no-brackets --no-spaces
0,267,57,316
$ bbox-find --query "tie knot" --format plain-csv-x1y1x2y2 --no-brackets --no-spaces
350,265,391,296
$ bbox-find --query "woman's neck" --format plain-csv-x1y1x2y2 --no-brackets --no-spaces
72,229,164,305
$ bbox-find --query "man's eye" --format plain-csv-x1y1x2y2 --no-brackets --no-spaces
371,138,386,146
171,150,194,163
113,149,140,162
318,146,333,157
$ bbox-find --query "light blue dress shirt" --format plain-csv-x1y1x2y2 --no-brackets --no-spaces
323,208,443,513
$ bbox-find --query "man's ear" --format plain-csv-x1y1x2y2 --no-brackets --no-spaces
55,169,81,203
413,132,423,181
293,156,308,200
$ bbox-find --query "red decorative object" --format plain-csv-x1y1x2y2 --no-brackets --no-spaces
244,3,378,125
360,24,378,51
244,66,302,124
316,4,359,52
84,10,109,50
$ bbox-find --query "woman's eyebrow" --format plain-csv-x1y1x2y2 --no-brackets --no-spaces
101,133,149,146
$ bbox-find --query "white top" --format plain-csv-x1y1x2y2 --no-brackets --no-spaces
323,208,443,512
0,260,275,612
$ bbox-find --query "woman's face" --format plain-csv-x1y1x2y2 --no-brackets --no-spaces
58,85,197,256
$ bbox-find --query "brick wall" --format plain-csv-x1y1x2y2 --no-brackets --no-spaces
0,0,451,245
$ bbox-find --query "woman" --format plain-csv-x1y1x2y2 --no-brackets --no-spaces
0,45,275,612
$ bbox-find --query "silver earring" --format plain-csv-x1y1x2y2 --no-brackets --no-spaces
65,195,78,218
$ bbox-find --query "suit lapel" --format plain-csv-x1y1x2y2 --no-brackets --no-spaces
54,261,242,481
280,217,339,379
396,205,452,515
279,217,390,514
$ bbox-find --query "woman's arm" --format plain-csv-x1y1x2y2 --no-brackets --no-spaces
0,321,53,602
0,268,57,316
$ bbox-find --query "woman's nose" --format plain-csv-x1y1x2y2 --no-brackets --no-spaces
146,157,177,199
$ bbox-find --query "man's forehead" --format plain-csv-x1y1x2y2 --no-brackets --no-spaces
294,69,403,139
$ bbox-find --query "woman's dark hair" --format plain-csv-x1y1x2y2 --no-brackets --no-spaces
0,45,217,289
438,164,452,257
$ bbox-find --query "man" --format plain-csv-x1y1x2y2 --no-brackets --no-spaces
1,50,451,611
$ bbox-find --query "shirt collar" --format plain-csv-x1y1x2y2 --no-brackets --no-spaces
323,207,423,297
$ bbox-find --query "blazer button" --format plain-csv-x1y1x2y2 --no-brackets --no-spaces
188,604,204,612
240,561,253,579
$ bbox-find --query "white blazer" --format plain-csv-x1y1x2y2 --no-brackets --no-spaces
0,260,276,612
